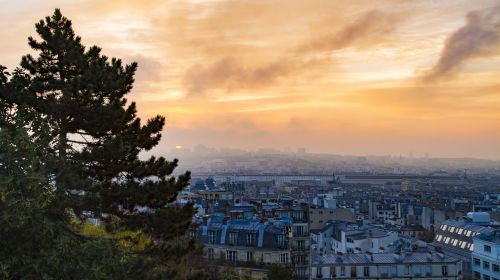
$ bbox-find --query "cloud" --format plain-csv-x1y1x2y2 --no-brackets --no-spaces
183,57,294,96
425,6,500,81
181,9,403,97
299,10,402,52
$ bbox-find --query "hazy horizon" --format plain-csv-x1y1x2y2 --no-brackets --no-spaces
2,0,500,160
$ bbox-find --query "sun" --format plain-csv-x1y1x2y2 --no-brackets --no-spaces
175,145,182,149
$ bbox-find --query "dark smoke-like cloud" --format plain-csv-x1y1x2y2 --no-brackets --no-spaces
299,10,401,52
183,57,293,96
425,6,500,81
183,9,402,97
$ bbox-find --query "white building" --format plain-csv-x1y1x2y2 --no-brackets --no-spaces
310,252,461,280
311,221,398,256
472,230,500,280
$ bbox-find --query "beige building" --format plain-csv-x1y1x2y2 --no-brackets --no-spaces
309,207,356,231
205,245,291,279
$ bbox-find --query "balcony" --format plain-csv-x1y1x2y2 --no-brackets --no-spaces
291,245,308,251
214,259,287,270
292,232,309,238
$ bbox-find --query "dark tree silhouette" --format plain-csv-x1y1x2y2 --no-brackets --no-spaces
0,9,196,278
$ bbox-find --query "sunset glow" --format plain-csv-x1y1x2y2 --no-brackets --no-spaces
2,0,500,159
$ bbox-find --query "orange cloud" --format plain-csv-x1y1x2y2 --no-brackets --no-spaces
2,1,500,159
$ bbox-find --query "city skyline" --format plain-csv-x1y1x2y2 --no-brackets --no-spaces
2,0,500,159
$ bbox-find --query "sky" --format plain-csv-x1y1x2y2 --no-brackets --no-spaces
1,0,500,159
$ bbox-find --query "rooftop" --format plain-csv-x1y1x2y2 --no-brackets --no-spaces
477,230,500,243
312,252,459,265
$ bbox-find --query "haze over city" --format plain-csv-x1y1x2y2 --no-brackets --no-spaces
2,1,500,280
2,0,500,159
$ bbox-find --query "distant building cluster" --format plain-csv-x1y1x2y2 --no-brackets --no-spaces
178,171,500,280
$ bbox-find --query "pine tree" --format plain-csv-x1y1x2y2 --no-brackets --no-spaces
1,9,194,276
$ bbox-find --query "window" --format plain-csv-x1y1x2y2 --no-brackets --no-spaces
404,265,410,275
228,232,238,245
391,265,398,276
351,266,357,277
436,235,443,241
297,240,305,250
295,255,306,264
208,231,216,244
317,268,323,278
295,225,305,236
426,265,432,276
484,276,490,280
340,266,346,276
189,230,198,239
442,265,448,276
473,271,481,280
277,234,286,247
484,245,491,253
442,225,448,231
226,250,237,262
453,239,459,246
294,211,304,221
246,251,253,262
208,248,214,260
483,261,490,270
466,231,472,237
458,228,463,234
493,264,499,272
380,266,389,278
280,253,288,265
363,266,370,277
296,267,306,278
246,233,256,245
461,242,467,249
473,258,481,266
413,265,422,277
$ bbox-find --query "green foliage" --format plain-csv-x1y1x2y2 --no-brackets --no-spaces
0,8,201,279
0,125,148,279
265,264,297,280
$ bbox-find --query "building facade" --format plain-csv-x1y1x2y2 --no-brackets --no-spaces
471,230,500,280
310,252,461,280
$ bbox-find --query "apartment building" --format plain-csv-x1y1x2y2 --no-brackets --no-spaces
471,230,500,280
310,252,461,280
196,215,291,280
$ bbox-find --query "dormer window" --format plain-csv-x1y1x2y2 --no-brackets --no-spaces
277,234,286,247
228,232,238,245
246,233,256,245
208,230,216,244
